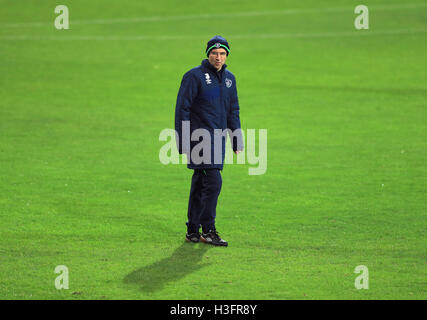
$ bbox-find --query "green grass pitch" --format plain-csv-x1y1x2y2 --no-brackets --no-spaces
0,0,426,299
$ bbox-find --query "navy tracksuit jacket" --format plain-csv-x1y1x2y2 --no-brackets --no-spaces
175,59,243,170
175,59,243,232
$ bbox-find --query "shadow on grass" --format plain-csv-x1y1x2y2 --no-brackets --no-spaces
123,242,211,293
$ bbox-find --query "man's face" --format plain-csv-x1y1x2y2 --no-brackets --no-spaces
208,48,227,71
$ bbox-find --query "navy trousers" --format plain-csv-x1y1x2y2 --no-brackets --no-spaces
186,169,222,233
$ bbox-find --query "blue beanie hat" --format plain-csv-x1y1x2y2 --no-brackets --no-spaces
206,35,230,57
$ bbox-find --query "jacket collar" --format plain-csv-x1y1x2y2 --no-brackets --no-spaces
201,59,227,74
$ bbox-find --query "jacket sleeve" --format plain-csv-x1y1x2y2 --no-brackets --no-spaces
175,72,198,154
227,77,244,152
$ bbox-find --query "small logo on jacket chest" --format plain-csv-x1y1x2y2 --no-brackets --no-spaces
225,78,232,88
204,73,212,85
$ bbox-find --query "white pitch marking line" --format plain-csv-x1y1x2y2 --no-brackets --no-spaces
1,28,426,41
1,3,427,28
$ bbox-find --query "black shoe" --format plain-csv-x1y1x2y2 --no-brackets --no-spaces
185,232,201,243
201,229,228,247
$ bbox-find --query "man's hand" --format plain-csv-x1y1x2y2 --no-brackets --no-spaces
234,150,242,154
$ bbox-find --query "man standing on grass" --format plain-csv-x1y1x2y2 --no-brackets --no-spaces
175,35,243,247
